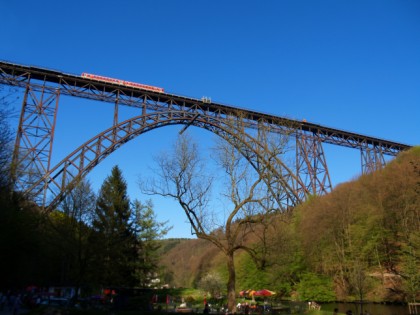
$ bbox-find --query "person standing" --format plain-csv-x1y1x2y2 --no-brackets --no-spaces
203,302,210,314
12,294,22,315
0,292,6,311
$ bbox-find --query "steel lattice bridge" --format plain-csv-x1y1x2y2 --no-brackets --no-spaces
0,61,412,211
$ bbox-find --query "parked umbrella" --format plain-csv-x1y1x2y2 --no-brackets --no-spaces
254,289,276,297
239,289,256,298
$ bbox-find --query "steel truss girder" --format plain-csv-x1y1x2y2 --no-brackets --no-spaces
0,61,410,156
0,61,412,210
0,69,296,135
296,131,332,198
24,111,308,211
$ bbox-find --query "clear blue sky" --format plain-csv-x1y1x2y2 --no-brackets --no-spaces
1,0,419,238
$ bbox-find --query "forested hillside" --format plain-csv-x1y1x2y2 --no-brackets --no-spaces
158,147,420,303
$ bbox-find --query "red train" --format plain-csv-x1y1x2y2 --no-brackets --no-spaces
81,72,164,93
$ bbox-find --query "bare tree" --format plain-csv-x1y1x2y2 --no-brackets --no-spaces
349,259,371,315
0,87,16,188
141,127,291,312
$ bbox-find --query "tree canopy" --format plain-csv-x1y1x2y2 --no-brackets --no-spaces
159,147,420,303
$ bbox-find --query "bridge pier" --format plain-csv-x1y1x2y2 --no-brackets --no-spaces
361,146,386,174
296,131,332,198
12,80,60,205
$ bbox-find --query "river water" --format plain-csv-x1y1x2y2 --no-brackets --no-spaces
272,301,414,315
319,302,412,315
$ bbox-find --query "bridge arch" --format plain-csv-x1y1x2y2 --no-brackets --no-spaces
27,110,307,211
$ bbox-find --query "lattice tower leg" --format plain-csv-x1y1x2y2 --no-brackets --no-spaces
361,147,385,174
12,82,60,205
296,132,332,198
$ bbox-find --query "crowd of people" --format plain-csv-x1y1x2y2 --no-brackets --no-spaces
0,291,24,315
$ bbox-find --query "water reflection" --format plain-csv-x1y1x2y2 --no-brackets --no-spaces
321,302,411,315
270,301,412,315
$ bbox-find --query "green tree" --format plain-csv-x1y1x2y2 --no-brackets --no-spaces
132,199,170,287
199,272,225,299
265,218,304,297
296,147,420,302
400,241,420,304
91,165,138,287
59,179,97,296
0,191,43,288
235,253,269,291
296,272,335,302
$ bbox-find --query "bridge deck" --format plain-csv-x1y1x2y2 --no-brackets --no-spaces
0,60,412,155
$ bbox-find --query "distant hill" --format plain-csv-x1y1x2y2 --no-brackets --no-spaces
158,237,223,288
157,147,420,303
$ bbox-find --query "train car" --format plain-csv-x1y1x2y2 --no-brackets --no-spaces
81,72,164,93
